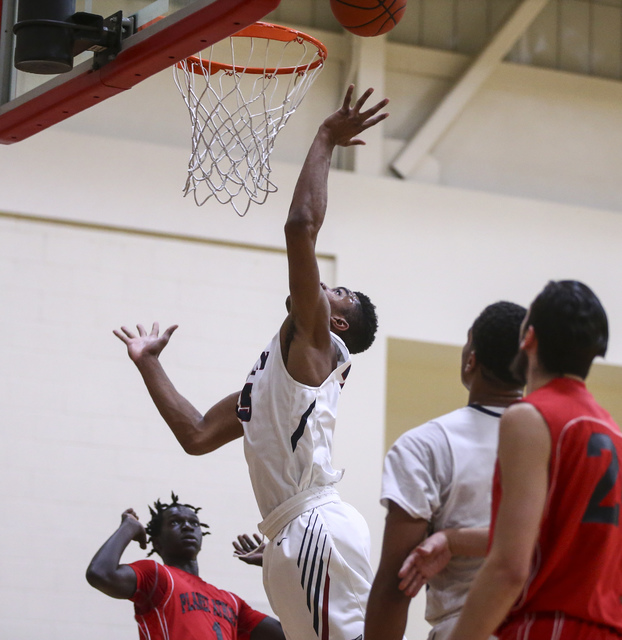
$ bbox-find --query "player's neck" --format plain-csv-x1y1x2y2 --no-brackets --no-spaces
164,558,200,576
468,387,522,408
468,374,523,408
526,370,584,395
525,368,557,395
562,373,584,382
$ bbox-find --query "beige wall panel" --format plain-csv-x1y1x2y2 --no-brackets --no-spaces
385,339,465,452
589,363,622,427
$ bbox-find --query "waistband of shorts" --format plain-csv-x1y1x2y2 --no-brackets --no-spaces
258,485,341,541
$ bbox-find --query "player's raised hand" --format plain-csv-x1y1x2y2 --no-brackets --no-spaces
232,533,265,567
113,322,178,363
120,508,148,550
398,531,452,598
321,84,389,147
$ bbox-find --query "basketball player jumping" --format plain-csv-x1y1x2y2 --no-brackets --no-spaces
114,86,388,640
442,281,622,640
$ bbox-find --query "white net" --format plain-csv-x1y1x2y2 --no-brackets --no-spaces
173,23,327,216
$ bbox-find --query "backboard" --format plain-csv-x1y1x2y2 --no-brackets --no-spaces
0,0,281,143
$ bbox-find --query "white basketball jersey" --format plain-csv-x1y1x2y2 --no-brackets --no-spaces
237,331,352,520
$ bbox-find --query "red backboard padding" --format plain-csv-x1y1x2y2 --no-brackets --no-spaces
0,0,280,143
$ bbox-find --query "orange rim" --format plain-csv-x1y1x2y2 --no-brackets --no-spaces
178,22,327,76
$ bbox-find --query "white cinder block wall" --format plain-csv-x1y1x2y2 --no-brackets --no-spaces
1,29,621,640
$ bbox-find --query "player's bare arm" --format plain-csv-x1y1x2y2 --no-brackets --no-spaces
251,617,286,640
364,502,429,640
86,508,146,599
398,527,489,597
282,85,388,386
114,323,243,454
446,403,551,640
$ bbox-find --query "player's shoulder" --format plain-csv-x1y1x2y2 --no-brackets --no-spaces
401,406,473,440
499,401,550,450
129,558,160,574
502,400,544,424
389,415,454,460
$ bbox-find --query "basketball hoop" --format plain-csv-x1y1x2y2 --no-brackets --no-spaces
174,22,327,216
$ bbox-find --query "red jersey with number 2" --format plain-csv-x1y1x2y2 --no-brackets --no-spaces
492,377,622,634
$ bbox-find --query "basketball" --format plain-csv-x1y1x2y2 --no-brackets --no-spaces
330,0,407,37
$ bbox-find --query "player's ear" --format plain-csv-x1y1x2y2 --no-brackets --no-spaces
521,325,536,350
330,315,349,332
464,350,477,373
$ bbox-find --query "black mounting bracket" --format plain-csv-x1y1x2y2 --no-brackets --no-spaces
71,11,135,70
13,10,136,73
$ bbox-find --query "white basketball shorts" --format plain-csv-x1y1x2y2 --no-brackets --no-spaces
262,500,374,640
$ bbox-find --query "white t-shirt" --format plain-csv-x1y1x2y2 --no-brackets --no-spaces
382,404,504,625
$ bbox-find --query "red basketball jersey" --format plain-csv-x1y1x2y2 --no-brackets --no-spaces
129,560,267,640
492,377,622,634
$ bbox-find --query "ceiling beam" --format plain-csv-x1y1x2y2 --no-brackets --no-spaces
391,0,551,179
343,33,387,176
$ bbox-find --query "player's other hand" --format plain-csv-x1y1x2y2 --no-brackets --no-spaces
398,531,452,598
232,533,265,567
113,322,178,364
121,508,148,550
320,84,389,148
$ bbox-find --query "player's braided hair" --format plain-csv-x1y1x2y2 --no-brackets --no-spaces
145,492,210,557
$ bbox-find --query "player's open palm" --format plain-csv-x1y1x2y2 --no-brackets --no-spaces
113,322,178,363
398,531,452,598
322,84,389,147
232,533,265,567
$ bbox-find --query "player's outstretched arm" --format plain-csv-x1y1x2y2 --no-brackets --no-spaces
233,533,265,567
284,86,388,335
364,502,429,640
86,509,147,599
398,527,489,597
114,323,243,454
